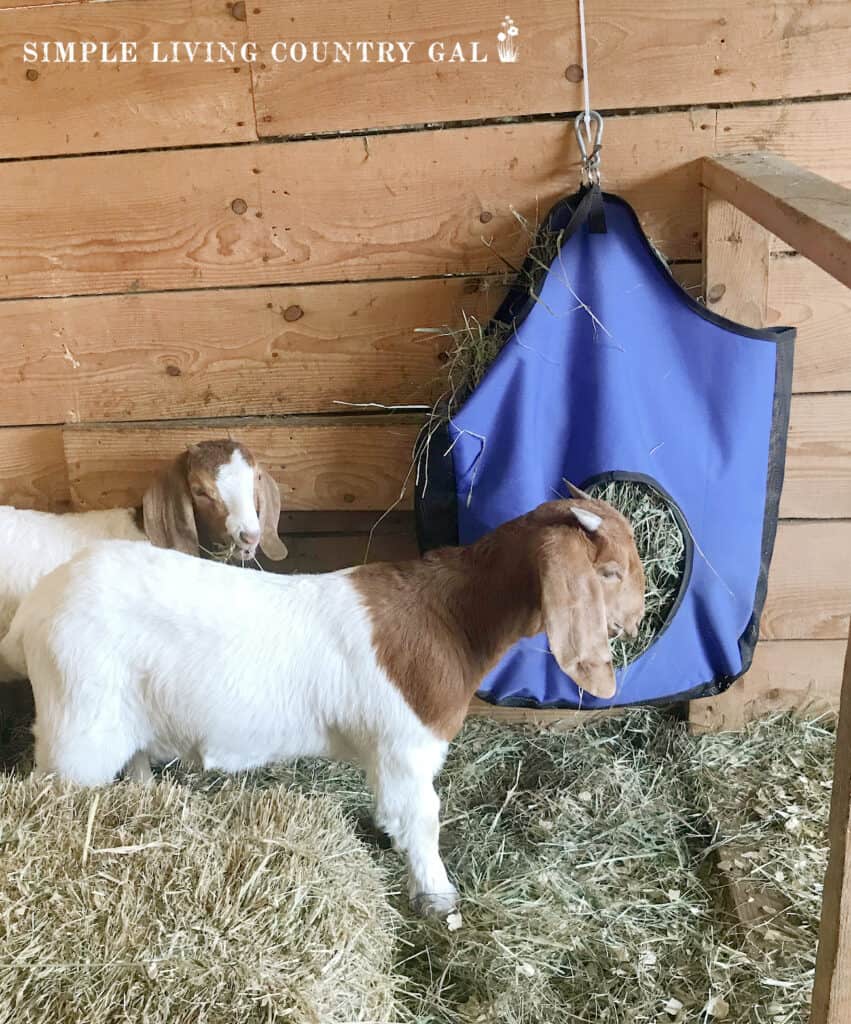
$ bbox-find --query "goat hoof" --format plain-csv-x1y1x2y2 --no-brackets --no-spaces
411,888,459,919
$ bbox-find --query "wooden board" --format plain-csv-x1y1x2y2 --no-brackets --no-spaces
0,1,88,7
0,426,69,511
762,521,851,641
689,639,847,731
3,99,851,299
702,153,851,287
768,255,851,393
249,1,851,136
717,101,851,200
63,416,423,513
810,626,851,1024
45,391,851,519
703,192,770,326
0,111,709,299
0,0,256,159
783,394,851,520
0,1,90,7
0,278,499,425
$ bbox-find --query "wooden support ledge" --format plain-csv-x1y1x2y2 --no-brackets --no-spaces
701,153,851,288
810,624,851,1024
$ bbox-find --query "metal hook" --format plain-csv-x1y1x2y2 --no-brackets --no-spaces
574,110,603,187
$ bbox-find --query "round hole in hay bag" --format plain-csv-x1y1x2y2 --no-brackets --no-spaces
415,187,794,709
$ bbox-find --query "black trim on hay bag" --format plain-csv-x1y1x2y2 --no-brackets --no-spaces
415,187,795,709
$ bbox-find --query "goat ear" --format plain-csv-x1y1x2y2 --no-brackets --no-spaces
141,454,199,556
564,479,594,501
257,469,288,560
569,505,602,532
539,529,616,699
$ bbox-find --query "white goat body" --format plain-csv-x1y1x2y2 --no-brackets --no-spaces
0,508,143,637
1,494,645,916
0,440,287,643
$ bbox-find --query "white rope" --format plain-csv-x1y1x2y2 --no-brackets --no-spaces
578,0,591,133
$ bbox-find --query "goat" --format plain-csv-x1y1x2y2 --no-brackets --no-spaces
0,487,644,917
0,440,288,638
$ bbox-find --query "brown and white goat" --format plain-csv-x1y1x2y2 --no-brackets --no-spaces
0,439,287,638
0,489,643,918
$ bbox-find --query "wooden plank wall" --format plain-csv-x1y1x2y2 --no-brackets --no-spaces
0,0,849,726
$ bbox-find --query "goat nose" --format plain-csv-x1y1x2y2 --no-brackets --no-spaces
239,528,260,546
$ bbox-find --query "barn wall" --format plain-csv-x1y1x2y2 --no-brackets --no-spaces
0,0,848,721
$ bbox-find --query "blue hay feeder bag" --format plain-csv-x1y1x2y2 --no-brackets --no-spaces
416,186,795,709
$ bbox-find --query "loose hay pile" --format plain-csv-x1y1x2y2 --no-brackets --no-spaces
690,715,835,1022
0,775,401,1024
0,705,831,1024
254,711,831,1024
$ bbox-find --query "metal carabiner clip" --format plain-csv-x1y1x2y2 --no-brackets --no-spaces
574,110,603,187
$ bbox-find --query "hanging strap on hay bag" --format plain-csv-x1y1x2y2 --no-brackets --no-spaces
415,187,795,710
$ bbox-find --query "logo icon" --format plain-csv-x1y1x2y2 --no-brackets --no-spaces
497,16,520,62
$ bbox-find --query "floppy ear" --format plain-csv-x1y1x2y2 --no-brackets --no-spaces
257,469,288,560
141,454,199,556
538,529,617,699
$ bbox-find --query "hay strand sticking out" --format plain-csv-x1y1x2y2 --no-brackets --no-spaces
0,776,402,1024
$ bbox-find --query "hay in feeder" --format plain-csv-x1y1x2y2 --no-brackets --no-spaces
585,479,686,668
0,775,402,1024
418,221,686,668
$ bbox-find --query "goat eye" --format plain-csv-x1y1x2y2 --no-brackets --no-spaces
598,562,624,581
192,488,209,500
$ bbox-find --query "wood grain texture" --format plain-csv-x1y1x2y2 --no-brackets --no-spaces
810,626,851,1024
0,0,256,159
689,639,847,731
3,99,850,299
0,278,499,425
0,426,69,511
44,393,851,519
0,1,88,7
717,100,851,196
768,254,851,393
703,152,851,286
782,394,851,519
249,1,851,136
762,521,851,641
0,112,709,298
703,192,770,326
62,416,422,513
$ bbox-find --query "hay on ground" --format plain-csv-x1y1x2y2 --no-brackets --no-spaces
0,700,830,1024
0,775,401,1024
259,710,831,1024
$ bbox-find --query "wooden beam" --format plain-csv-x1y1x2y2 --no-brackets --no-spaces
810,625,851,1024
703,191,770,328
702,153,851,288
688,640,847,732
62,416,422,514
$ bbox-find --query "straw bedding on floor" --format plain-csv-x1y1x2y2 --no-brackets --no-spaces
0,697,831,1024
